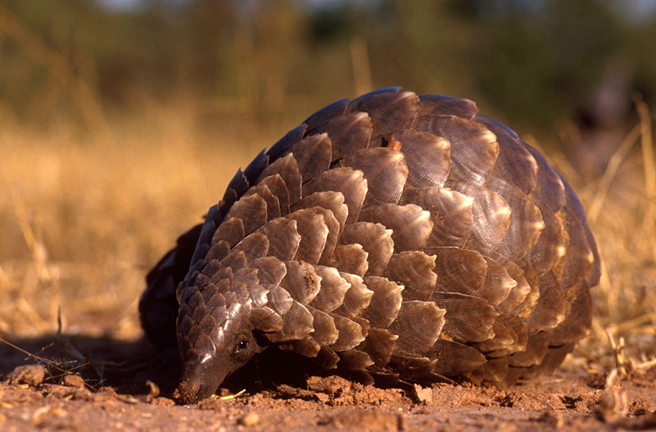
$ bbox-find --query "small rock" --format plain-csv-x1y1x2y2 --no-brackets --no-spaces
198,397,224,410
237,412,260,426
412,384,432,404
41,384,84,399
7,364,46,387
62,374,85,388
276,384,319,401
307,376,352,397
150,397,176,406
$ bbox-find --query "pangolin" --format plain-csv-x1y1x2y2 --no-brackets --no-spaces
139,88,601,404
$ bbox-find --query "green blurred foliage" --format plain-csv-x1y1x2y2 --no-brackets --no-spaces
0,0,654,141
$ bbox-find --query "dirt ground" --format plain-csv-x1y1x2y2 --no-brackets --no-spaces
1,330,655,432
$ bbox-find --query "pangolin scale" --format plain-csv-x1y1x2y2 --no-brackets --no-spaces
139,88,601,404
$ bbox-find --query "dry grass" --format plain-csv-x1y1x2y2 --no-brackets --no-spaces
0,103,654,377
0,113,259,341
546,98,656,373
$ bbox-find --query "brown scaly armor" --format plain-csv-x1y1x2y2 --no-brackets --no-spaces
138,88,601,404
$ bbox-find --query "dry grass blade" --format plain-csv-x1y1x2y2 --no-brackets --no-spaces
605,329,631,376
607,312,656,335
635,358,656,371
349,35,373,96
12,191,52,282
587,123,641,224
574,346,609,371
635,96,656,252
0,337,70,374
219,389,247,400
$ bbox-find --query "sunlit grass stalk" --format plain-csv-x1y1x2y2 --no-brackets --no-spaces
635,96,656,256
587,123,641,224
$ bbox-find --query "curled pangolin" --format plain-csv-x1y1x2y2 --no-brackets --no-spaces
139,88,601,404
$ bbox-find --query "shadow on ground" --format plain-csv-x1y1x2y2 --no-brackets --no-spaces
0,332,346,397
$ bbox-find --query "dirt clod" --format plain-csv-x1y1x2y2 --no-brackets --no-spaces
149,397,175,406
62,374,86,388
7,364,46,387
412,384,432,404
237,412,260,426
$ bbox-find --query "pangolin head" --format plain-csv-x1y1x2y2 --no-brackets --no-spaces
174,256,288,404
176,289,265,404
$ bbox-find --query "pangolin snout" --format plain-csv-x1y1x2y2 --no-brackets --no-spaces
177,360,227,404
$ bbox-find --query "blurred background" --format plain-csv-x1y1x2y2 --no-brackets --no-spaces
2,0,656,145
0,0,654,368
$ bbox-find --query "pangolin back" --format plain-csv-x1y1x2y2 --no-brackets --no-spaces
139,88,601,403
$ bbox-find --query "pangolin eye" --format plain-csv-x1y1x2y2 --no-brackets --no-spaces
235,339,249,353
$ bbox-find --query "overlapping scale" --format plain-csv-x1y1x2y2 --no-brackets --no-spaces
266,300,314,343
431,292,498,344
415,93,478,121
359,204,433,252
286,209,329,264
329,314,366,352
416,115,499,186
280,261,321,305
339,222,393,276
400,187,474,248
383,252,437,301
347,89,419,143
395,129,450,189
389,301,445,355
225,194,267,236
243,184,281,222
256,174,291,216
333,273,373,318
361,276,404,328
258,153,303,205
330,244,369,276
429,339,486,376
289,133,332,182
309,266,350,313
303,167,367,224
486,176,545,262
307,306,339,346
342,147,409,207
448,183,512,256
312,112,372,161
476,114,538,195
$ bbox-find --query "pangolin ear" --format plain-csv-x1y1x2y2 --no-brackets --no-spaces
250,307,284,332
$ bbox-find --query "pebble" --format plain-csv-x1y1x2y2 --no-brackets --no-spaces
7,364,46,388
62,374,86,388
237,412,260,426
